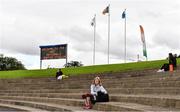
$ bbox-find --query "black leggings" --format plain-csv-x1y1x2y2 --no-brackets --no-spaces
93,91,109,104
161,63,169,71
82,92,109,104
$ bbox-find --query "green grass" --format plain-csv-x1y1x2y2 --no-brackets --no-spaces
0,58,179,79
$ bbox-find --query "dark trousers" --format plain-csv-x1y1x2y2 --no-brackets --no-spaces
161,63,169,71
82,93,94,104
82,92,109,104
96,91,109,102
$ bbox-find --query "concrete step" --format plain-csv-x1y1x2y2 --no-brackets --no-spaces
0,99,90,112
1,70,180,87
58,70,180,83
96,102,178,111
0,102,47,111
2,93,180,109
0,69,175,84
66,69,164,79
0,96,133,111
110,94,180,109
0,90,179,99
5,75,180,86
53,69,180,81
0,96,178,111
5,78,180,88
1,73,180,90
3,80,180,90
0,93,82,99
0,87,180,95
1,71,179,84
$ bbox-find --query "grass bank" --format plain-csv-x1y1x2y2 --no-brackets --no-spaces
0,59,179,79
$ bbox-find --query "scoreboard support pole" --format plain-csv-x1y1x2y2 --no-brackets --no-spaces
40,48,42,69
65,57,67,68
65,44,68,68
40,60,42,69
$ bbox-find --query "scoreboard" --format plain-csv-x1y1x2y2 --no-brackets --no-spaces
39,44,67,60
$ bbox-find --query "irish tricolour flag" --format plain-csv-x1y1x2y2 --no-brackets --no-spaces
139,25,147,59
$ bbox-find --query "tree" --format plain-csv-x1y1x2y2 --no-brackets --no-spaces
0,55,26,71
178,55,180,58
64,61,83,68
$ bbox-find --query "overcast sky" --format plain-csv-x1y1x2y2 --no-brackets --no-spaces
0,0,180,69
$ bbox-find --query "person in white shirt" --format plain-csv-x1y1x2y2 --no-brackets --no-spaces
82,76,109,109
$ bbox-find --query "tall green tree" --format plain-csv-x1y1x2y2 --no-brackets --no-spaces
0,55,26,71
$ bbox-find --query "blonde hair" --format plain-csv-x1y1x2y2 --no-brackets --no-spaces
92,76,102,86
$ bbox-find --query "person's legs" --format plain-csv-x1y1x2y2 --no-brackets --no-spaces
83,97,92,109
164,64,169,71
82,95,88,109
62,75,69,79
87,97,92,105
82,94,93,109
158,63,169,72
84,98,88,106
96,92,109,102
57,75,62,80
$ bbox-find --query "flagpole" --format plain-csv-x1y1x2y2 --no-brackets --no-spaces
124,9,127,63
93,14,96,65
145,43,148,61
145,39,148,61
107,4,110,64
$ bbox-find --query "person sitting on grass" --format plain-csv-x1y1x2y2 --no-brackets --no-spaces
82,76,109,109
56,69,68,80
157,53,175,72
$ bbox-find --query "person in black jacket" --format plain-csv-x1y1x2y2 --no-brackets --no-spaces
172,54,177,69
56,69,68,80
169,53,174,65
56,69,63,80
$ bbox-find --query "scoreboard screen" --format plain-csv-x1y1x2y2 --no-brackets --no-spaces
40,44,67,60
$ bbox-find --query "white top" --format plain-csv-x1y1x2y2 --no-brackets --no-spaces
90,84,107,95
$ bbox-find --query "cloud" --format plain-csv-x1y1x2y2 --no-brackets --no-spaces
1,0,180,69
152,30,180,49
1,14,58,55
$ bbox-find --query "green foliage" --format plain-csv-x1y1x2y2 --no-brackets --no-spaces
62,59,168,75
0,55,26,71
0,69,56,78
64,61,83,67
0,58,179,79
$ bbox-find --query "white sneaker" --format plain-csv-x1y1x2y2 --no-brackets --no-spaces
157,69,164,72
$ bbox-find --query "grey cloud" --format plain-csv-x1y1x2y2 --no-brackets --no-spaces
94,32,142,60
152,30,180,49
1,15,66,55
1,0,180,69
61,26,102,52
65,26,94,42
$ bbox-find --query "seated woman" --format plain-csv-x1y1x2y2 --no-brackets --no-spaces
82,76,109,109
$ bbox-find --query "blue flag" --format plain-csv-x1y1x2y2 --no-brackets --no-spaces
122,10,126,19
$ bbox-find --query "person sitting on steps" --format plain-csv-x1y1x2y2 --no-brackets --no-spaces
82,76,109,109
56,69,68,80
157,53,176,72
